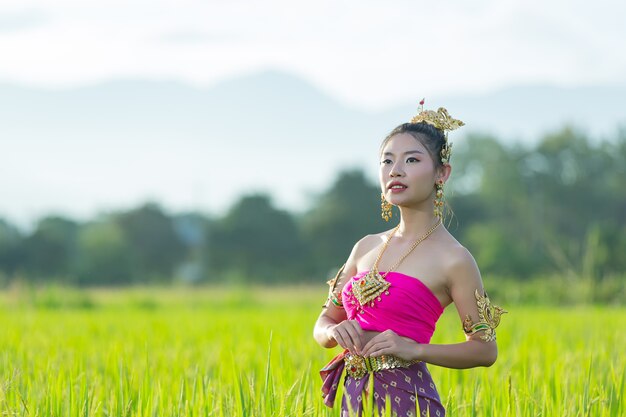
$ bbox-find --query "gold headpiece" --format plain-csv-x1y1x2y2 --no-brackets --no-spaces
410,99,464,164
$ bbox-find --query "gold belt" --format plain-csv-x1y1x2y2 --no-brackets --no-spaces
344,353,417,379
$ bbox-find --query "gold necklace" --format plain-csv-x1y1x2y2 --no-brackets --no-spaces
351,218,442,309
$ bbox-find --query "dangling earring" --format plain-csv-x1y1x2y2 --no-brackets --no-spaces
381,193,393,221
434,180,445,219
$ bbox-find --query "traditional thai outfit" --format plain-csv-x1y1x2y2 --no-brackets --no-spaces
320,271,446,417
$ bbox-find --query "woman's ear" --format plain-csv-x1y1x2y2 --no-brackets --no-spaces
437,163,452,183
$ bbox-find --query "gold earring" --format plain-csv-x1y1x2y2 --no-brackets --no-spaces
381,193,392,221
434,180,444,218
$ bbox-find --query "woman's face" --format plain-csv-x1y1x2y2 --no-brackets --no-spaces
379,132,439,209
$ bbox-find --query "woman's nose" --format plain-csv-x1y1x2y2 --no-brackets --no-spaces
389,162,404,177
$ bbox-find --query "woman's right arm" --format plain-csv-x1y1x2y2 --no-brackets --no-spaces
313,239,366,352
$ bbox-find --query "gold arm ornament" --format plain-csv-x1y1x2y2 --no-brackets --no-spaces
463,289,507,342
323,263,346,308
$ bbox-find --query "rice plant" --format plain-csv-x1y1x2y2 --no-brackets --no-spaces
0,286,623,416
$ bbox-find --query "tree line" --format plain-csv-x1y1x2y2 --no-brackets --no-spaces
1,127,624,286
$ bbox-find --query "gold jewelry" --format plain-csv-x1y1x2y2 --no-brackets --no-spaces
434,179,445,219
410,99,464,164
344,352,418,379
463,289,507,342
351,218,442,310
380,193,393,222
323,263,346,308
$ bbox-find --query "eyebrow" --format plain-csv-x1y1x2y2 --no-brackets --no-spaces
382,150,424,156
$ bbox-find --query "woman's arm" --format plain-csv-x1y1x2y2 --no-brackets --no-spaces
359,331,496,368
361,246,502,368
313,238,365,351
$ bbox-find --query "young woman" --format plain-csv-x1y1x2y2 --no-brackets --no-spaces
313,101,506,417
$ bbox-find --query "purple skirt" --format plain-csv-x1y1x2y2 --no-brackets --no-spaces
342,362,445,416
321,351,445,417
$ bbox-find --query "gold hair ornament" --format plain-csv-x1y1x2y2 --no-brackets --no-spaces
463,289,507,342
410,99,464,164
323,263,346,308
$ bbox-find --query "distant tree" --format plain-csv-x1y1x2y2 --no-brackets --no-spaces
114,203,186,282
449,128,626,279
210,193,304,282
447,134,543,277
512,128,626,278
75,220,133,285
23,216,78,281
300,169,389,277
0,219,24,279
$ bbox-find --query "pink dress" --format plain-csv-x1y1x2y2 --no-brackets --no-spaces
321,271,447,416
342,271,444,343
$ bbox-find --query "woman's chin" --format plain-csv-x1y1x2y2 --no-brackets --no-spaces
388,195,411,206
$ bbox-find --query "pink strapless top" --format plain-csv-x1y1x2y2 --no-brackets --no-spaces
341,271,445,344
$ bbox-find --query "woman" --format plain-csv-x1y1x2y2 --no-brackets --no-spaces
313,101,506,417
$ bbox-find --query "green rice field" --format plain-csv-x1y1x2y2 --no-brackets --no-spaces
0,285,624,416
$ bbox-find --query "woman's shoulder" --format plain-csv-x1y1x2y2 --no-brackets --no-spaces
343,230,392,269
341,232,388,280
352,229,394,254
437,233,477,271
435,235,481,284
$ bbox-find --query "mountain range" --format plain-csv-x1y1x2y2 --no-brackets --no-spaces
1,70,625,226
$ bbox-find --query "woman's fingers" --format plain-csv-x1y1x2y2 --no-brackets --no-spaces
330,320,364,354
330,324,353,352
334,327,356,352
344,321,364,352
361,336,387,357
361,330,387,351
361,330,396,356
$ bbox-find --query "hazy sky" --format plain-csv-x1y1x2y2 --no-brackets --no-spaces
1,0,625,109
2,0,625,228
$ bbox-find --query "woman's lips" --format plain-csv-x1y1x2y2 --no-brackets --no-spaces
389,185,407,193
389,182,407,193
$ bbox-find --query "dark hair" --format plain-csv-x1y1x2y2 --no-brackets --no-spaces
379,122,446,169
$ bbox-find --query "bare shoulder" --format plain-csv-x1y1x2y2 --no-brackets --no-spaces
342,232,385,273
445,244,479,272
356,230,389,251
347,230,393,269
436,235,481,288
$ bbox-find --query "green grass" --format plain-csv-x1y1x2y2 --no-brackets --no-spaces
0,285,624,416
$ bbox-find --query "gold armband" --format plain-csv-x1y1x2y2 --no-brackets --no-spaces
323,263,346,308
463,289,507,342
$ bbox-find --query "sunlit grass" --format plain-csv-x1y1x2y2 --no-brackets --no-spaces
0,285,624,416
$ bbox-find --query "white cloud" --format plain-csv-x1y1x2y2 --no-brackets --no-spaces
0,0,624,108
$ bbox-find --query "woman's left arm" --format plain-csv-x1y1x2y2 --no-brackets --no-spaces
361,246,504,369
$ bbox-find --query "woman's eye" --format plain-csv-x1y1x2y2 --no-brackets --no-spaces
407,157,419,163
381,159,392,164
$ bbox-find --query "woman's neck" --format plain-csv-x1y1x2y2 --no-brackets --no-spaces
394,206,440,239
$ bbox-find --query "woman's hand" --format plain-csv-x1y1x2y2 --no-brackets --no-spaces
327,320,366,354
360,329,421,361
